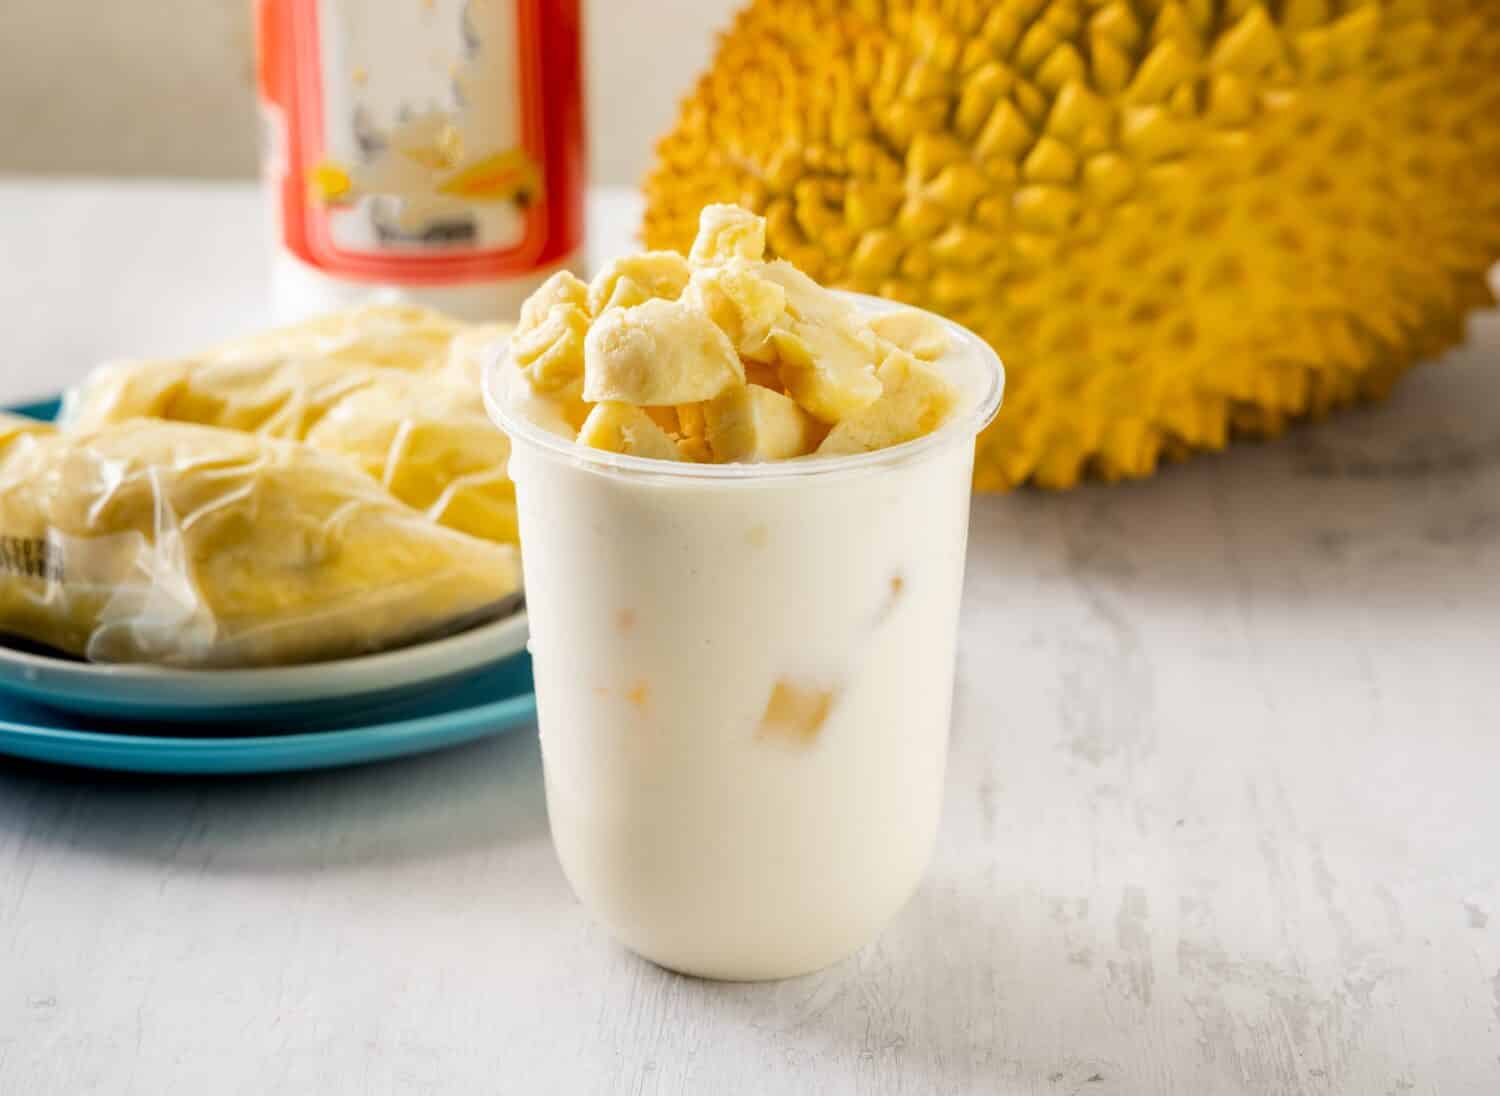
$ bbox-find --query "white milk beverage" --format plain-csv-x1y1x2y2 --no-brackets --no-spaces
255,0,584,322
488,296,1003,980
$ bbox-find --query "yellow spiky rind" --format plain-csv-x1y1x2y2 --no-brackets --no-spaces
643,0,1500,488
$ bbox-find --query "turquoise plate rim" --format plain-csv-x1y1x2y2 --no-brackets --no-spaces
11,396,63,421
0,394,538,775
0,687,538,774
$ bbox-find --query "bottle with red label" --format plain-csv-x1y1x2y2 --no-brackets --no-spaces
256,0,585,323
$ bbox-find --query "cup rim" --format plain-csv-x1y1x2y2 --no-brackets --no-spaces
483,291,1004,483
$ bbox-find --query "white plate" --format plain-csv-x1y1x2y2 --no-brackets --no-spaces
0,610,529,724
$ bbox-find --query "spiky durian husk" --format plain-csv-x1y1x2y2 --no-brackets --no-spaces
643,0,1500,488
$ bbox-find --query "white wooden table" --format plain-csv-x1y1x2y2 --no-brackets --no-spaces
1,178,1498,1096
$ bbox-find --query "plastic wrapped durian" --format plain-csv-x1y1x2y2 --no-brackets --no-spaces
206,304,510,382
305,378,517,546
203,303,469,371
441,323,512,387
62,352,517,545
0,414,520,667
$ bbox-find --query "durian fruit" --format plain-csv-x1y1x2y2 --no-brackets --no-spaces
644,0,1500,488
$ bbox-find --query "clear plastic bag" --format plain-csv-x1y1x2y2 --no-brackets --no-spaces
0,415,520,667
61,321,517,545
199,303,472,371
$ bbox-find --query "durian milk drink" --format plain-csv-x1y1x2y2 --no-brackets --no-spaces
487,297,1002,981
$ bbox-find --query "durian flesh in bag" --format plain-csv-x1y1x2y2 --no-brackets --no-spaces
0,415,520,667
62,315,517,545
201,303,477,372
643,0,1500,488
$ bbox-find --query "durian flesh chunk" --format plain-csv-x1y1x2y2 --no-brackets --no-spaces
770,322,883,424
690,203,768,264
583,297,745,405
509,205,966,463
758,259,885,421
577,402,685,461
676,402,707,440
588,251,692,314
518,271,590,331
759,260,852,328
818,351,959,455
683,261,786,360
704,384,821,462
743,359,785,390
511,302,589,394
868,308,952,362
510,272,588,393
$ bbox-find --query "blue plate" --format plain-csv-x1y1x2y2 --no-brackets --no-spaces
12,396,61,421
0,610,530,723
0,654,536,774
0,395,537,773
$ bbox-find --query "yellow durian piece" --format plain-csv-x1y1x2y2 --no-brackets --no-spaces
583,297,745,405
768,324,882,425
675,402,707,441
683,262,787,361
577,402,685,461
690,203,769,264
512,303,590,394
818,351,959,456
868,308,952,362
519,270,590,331
756,259,884,421
643,0,1500,488
588,251,693,314
704,384,822,462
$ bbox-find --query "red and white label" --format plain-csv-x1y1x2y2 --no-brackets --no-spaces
257,0,583,286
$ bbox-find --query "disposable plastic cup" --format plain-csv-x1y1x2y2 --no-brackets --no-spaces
486,295,1003,980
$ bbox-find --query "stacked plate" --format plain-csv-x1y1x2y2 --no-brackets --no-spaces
0,398,536,775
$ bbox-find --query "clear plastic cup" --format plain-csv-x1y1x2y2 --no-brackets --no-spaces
486,295,1003,980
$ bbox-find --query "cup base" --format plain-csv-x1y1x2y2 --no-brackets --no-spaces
610,926,878,983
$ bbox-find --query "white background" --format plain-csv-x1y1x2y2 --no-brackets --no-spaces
0,0,737,186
